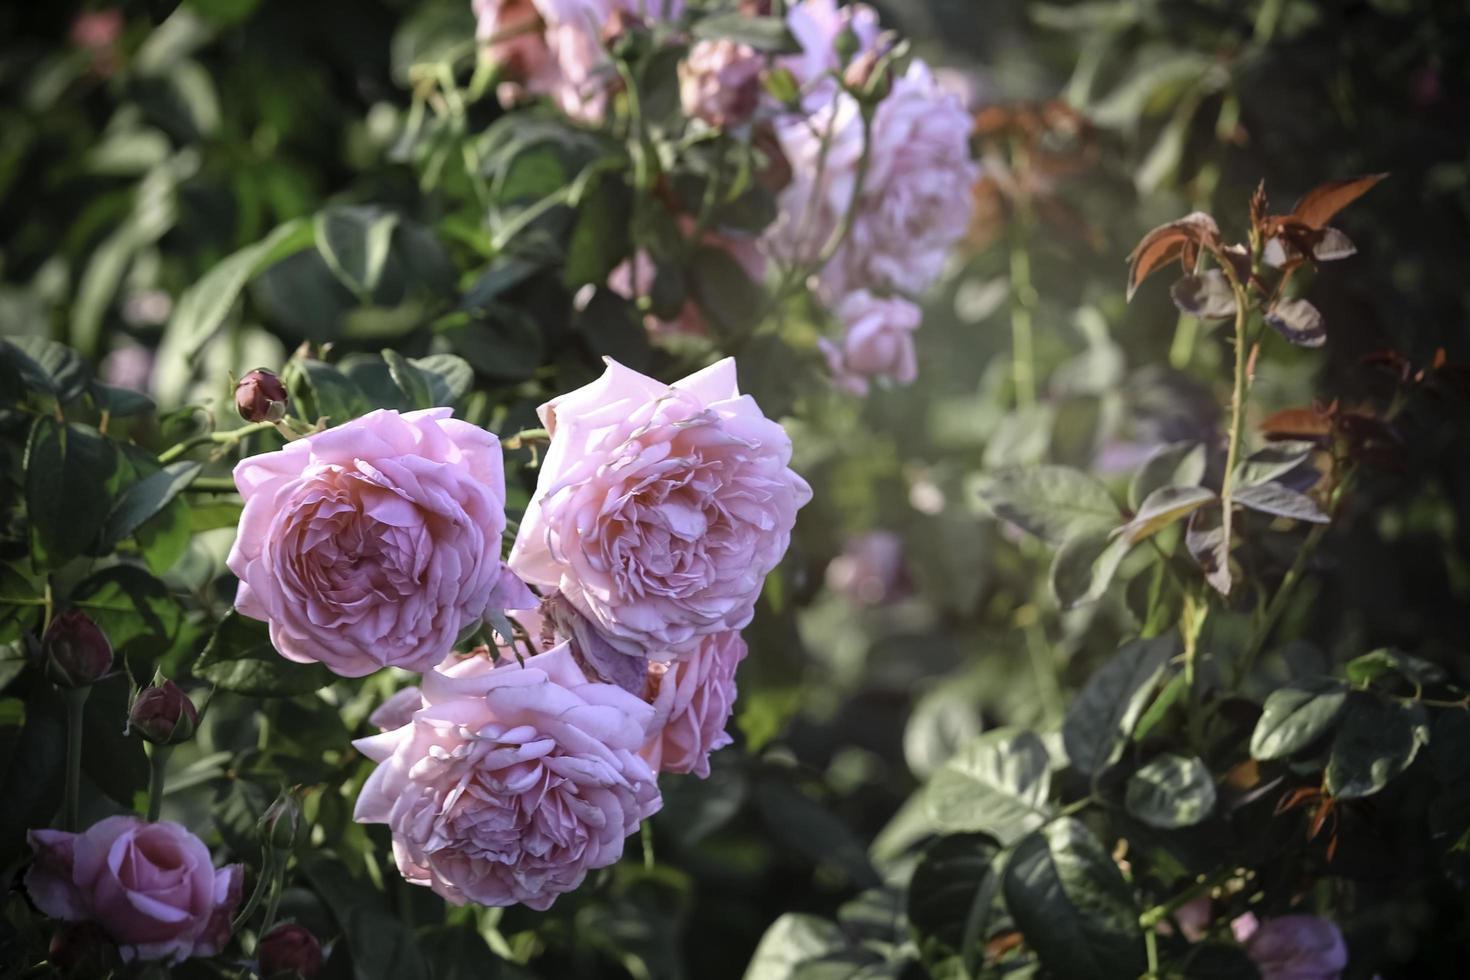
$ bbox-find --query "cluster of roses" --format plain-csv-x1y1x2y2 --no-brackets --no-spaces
475,0,979,396
227,357,810,911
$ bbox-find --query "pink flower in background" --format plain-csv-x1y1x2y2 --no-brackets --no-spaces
26,817,242,963
100,342,154,394
781,0,880,109
680,39,764,128
818,290,921,395
509,358,811,660
353,643,660,910
825,530,908,605
228,408,507,677
1232,914,1349,980
640,630,746,777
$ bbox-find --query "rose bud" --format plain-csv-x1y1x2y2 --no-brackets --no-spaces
257,922,324,979
261,792,302,852
48,921,120,976
128,680,199,745
42,611,113,688
235,368,288,423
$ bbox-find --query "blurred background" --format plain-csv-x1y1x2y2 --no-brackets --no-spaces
2,0,1469,976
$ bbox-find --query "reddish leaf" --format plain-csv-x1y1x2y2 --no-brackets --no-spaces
1126,212,1220,300
1290,173,1388,229
1260,406,1332,442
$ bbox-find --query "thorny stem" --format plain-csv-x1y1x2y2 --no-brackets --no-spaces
1138,867,1237,930
63,686,90,833
1216,280,1254,593
146,744,173,822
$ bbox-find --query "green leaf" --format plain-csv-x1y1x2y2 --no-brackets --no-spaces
418,923,523,979
70,566,186,681
693,13,802,53
903,681,984,779
90,381,156,417
1233,482,1330,523
194,611,333,697
755,780,880,888
689,244,764,340
563,172,631,288
925,729,1052,845
743,913,848,980
81,673,150,807
1002,819,1145,980
0,686,65,867
1345,648,1446,688
382,349,432,408
101,461,202,549
345,908,430,980
316,205,399,301
1119,484,1217,544
1124,753,1216,828
446,312,546,382
1326,697,1430,799
407,353,474,407
25,418,120,568
1129,442,1206,511
907,833,1002,970
9,336,91,402
135,492,193,575
1237,442,1316,487
188,500,244,532
975,465,1120,544
0,563,42,644
285,358,372,424
1250,677,1349,760
1063,635,1176,776
1050,530,1133,608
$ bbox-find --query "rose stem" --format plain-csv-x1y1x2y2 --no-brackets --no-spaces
62,686,90,832
146,744,173,822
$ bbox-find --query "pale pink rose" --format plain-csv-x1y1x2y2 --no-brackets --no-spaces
818,290,920,395
473,0,557,106
781,0,880,109
1156,895,1212,943
227,408,508,678
680,39,764,128
1232,914,1349,980
508,358,812,659
766,62,977,299
370,685,425,731
26,817,242,963
353,642,661,910
824,530,907,605
640,631,745,777
100,341,154,393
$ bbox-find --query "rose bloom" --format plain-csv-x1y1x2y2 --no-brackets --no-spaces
640,630,746,777
818,290,921,395
766,62,978,299
27,817,242,963
353,642,660,910
508,358,812,659
227,408,507,678
1232,914,1349,980
679,39,763,128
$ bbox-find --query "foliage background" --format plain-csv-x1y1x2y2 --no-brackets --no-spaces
2,0,1469,977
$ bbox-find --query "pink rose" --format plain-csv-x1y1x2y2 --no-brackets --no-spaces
766,62,977,299
227,408,508,678
26,817,242,963
353,643,660,910
818,290,921,395
824,530,908,605
640,630,746,777
1232,914,1349,980
680,39,764,128
508,358,812,659
369,685,425,732
781,0,881,110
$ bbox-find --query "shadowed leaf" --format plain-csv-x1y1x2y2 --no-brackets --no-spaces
1264,298,1325,347
1120,485,1218,544
1234,482,1330,523
1169,270,1236,319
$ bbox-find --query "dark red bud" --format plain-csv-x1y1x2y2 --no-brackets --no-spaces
129,680,198,745
235,369,288,423
42,611,113,688
258,922,323,979
49,921,120,976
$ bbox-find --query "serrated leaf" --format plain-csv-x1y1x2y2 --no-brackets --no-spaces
101,461,202,549
1002,819,1145,980
1326,697,1430,799
1250,677,1348,760
1233,482,1330,523
194,611,333,697
976,465,1119,544
1120,484,1217,544
1264,298,1325,348
1169,270,1236,319
1063,635,1176,776
1125,753,1216,828
926,729,1052,845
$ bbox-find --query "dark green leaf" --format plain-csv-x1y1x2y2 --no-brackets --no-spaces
70,566,186,681
1345,648,1446,688
90,382,156,417
25,418,120,568
907,833,1001,967
0,686,65,867
1124,753,1216,828
975,465,1119,544
1129,442,1207,511
564,173,631,288
382,349,433,409
286,358,372,424
1120,484,1217,544
345,908,430,980
1063,635,1177,776
926,729,1052,844
101,461,202,549
445,312,545,382
194,611,332,697
81,673,150,807
0,563,42,643
1233,482,1329,523
744,913,848,980
1237,441,1316,487
10,336,90,402
1326,697,1430,798
1051,530,1133,609
689,244,764,340
692,13,802,53
1250,677,1348,760
1002,819,1145,980
755,780,880,888
316,206,399,300
407,353,473,407
418,923,523,980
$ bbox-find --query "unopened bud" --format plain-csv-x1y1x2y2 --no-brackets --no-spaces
42,611,113,688
129,680,198,745
49,921,120,976
261,792,302,852
842,48,890,100
257,922,323,979
235,369,288,423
